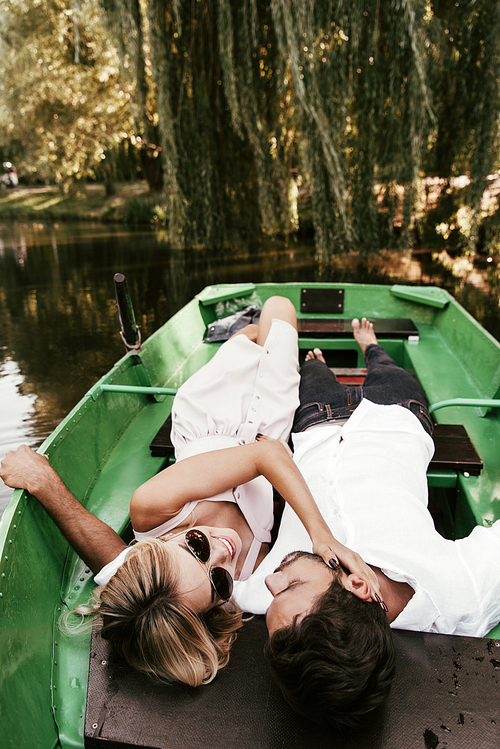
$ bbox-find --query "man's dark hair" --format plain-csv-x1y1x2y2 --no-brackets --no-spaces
263,577,396,729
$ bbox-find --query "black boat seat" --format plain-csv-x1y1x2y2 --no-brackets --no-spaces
149,405,483,477
85,617,500,749
149,415,175,459
429,423,483,476
297,317,419,340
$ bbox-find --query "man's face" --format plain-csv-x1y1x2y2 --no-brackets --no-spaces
264,551,337,636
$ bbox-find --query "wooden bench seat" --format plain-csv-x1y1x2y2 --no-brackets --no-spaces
149,416,482,476
298,318,419,339
430,423,483,475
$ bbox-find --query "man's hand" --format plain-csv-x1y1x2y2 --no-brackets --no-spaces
0,444,52,494
1,444,127,574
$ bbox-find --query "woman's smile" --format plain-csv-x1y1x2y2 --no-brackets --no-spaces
214,535,237,560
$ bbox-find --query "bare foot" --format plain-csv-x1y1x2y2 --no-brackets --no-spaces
304,348,326,363
352,318,377,354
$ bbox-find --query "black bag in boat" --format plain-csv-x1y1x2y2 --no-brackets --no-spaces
203,304,261,343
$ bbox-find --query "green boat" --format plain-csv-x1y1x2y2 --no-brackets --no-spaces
1,281,500,749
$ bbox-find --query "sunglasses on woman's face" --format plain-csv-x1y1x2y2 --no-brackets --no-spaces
184,529,234,603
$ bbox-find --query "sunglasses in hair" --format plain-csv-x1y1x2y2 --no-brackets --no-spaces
184,529,234,604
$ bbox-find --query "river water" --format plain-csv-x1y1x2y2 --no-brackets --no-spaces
1,220,499,516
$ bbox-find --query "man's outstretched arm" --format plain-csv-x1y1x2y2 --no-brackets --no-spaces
0,445,127,574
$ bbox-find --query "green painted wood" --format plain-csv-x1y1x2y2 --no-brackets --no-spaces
195,283,256,305
92,384,178,399
429,398,500,413
426,470,459,489
390,284,450,308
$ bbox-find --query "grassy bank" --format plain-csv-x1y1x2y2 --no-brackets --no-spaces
3,178,500,258
0,182,157,224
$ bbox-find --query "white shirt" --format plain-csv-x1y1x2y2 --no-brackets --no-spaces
232,399,500,637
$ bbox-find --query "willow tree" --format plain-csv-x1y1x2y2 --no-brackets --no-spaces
0,0,136,190
98,1,500,256
426,1,500,225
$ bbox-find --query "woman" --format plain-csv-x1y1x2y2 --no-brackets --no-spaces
0,298,380,687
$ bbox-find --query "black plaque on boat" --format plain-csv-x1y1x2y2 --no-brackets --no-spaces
300,287,344,314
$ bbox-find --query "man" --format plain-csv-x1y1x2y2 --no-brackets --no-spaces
231,319,500,728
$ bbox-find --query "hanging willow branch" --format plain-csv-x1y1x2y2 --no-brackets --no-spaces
96,0,500,258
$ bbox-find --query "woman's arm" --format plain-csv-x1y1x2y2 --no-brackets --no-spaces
0,445,127,573
131,440,321,530
130,439,382,601
131,443,333,555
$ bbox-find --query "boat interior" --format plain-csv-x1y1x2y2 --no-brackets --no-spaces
84,284,500,749
3,282,500,749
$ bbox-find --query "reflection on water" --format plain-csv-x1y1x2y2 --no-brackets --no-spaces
0,220,499,517
0,359,37,512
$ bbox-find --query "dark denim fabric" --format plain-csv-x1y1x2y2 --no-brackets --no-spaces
293,344,433,436
203,305,261,343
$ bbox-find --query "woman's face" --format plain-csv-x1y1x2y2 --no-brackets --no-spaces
161,526,242,613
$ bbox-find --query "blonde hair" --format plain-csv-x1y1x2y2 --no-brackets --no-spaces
72,537,243,686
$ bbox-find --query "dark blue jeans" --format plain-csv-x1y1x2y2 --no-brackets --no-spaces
292,345,433,436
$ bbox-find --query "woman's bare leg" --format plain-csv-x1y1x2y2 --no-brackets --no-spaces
230,323,259,342
230,297,297,345
256,296,297,346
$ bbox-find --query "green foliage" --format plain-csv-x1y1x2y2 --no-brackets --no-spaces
0,0,135,187
101,193,158,223
95,0,464,257
0,183,152,222
427,2,500,197
2,0,500,258
478,205,500,257
418,183,464,251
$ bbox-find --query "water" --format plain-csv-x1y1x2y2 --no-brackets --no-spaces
1,220,499,516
